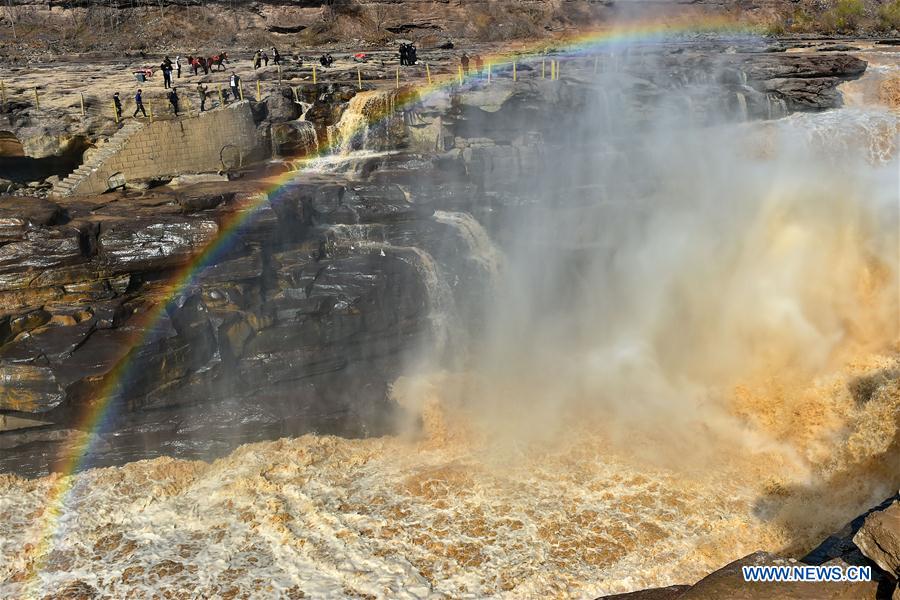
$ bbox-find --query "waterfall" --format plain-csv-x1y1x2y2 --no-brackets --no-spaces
327,89,408,155
329,95,371,154
323,212,499,353
766,94,788,120
433,210,503,277
272,120,319,160
296,121,318,156
735,91,748,121
323,224,458,352
401,247,457,352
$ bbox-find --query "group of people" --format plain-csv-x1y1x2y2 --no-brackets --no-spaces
399,43,417,66
114,44,491,123
459,53,484,76
113,87,180,119
253,47,281,69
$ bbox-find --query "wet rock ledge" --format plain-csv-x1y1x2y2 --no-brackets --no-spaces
0,173,491,475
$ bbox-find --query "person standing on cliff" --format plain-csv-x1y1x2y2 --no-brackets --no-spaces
113,92,123,121
197,82,208,112
133,89,147,118
161,56,173,89
174,55,182,79
474,55,484,77
272,46,280,66
460,53,470,76
253,50,262,70
230,72,240,101
168,87,179,116
262,51,269,67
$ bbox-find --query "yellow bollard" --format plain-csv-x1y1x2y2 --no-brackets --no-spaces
542,59,545,79
513,60,517,82
33,88,40,110
357,66,362,90
0,80,5,104
148,101,154,123
277,64,282,85
239,84,244,102
458,65,463,85
80,93,85,117
426,63,432,85
396,67,400,89
312,65,317,84
256,80,261,101
556,60,561,80
112,99,119,124
217,86,224,108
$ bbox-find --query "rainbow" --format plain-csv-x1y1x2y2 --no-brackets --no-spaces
21,17,760,594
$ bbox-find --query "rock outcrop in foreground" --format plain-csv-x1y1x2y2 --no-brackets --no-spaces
855,501,900,578
601,552,884,599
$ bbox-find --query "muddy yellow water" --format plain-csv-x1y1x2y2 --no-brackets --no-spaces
1,352,898,599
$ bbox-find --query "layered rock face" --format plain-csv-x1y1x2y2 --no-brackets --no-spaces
0,177,497,474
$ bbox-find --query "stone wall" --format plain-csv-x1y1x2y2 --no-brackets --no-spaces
72,102,264,195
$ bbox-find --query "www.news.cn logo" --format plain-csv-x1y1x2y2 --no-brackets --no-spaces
742,564,872,583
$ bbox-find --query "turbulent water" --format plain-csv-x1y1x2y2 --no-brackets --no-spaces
2,49,900,599
1,355,899,598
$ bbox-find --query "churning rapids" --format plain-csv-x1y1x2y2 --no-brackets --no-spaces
1,45,900,599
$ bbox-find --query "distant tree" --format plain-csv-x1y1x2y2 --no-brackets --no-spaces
370,3,390,32
324,0,359,23
879,0,900,29
5,0,16,40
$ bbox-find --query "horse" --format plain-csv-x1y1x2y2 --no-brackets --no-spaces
187,56,209,75
208,52,228,72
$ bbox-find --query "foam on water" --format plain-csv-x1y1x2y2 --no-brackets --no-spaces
1,353,898,599
779,108,900,164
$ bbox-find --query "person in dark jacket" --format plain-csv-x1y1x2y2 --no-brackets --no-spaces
168,87,179,116
133,89,147,117
161,56,173,89
272,47,280,65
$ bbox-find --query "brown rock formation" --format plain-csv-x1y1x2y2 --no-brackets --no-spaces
854,501,900,577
